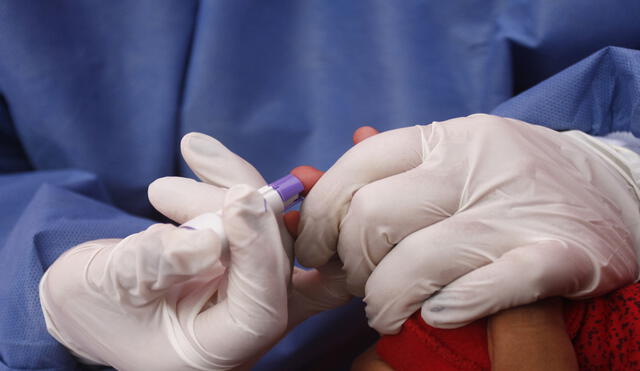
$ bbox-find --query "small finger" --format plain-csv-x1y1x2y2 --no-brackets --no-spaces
353,126,380,144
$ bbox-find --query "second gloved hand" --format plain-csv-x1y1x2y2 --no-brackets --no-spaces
295,114,640,333
40,185,289,370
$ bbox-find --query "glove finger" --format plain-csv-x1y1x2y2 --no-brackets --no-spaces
181,132,266,189
97,224,224,305
363,215,512,334
420,240,595,329
148,176,226,223
287,259,352,327
195,185,289,361
296,125,428,267
222,185,290,319
337,164,462,297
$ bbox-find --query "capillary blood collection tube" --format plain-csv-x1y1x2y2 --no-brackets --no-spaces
180,174,305,258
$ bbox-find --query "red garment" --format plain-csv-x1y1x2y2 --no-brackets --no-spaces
377,284,640,370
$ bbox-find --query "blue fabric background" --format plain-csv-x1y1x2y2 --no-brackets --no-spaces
1,1,639,370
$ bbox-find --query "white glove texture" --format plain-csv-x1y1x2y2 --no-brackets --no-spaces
148,133,352,329
39,132,350,371
40,184,289,371
295,114,640,333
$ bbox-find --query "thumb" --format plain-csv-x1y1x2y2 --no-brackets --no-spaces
420,241,595,329
222,185,290,326
194,185,290,364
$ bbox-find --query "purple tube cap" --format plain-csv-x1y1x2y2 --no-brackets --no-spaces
270,174,304,202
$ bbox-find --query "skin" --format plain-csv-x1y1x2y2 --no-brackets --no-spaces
351,345,394,371
352,299,578,371
488,298,577,371
287,126,392,369
284,166,323,238
283,126,379,237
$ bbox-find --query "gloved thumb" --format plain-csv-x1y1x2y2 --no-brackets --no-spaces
195,185,289,358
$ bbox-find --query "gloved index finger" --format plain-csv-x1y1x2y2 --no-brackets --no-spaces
195,185,290,364
295,125,428,267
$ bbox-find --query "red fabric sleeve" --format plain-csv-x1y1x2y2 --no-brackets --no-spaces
376,284,640,370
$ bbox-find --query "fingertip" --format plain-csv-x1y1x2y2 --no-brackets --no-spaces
353,126,380,144
284,210,300,238
367,316,402,336
147,176,191,215
181,132,222,157
290,165,324,195
148,175,192,192
180,132,197,150
147,177,166,205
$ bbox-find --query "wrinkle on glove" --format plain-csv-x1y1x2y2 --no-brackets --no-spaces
377,284,640,371
39,184,290,371
1,1,640,369
298,113,640,333
0,170,152,371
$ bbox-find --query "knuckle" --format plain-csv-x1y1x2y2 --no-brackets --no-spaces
348,184,390,223
502,244,565,294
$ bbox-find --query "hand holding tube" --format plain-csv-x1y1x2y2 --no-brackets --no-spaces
40,185,289,370
39,132,346,370
148,133,353,352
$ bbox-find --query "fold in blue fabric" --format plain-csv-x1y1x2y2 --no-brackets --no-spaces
1,1,639,370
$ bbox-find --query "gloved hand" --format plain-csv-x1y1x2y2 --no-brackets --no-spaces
295,114,640,333
148,133,352,330
40,184,289,370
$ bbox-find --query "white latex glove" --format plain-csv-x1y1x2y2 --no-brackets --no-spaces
40,185,289,370
295,114,640,333
148,133,351,329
